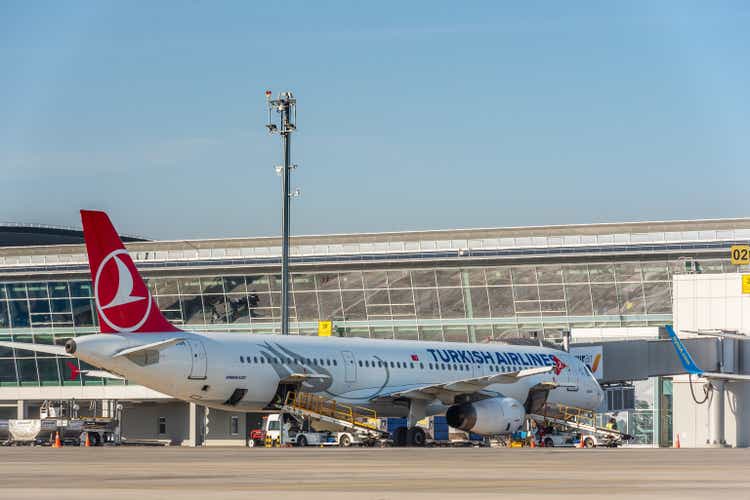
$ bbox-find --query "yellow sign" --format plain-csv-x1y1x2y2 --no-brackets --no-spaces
731,245,750,265
742,275,750,295
318,320,332,336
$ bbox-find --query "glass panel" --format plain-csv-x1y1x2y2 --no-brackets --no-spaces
485,268,511,286
591,284,619,315
0,358,17,383
511,266,536,285
246,275,270,291
72,298,96,326
318,291,343,319
514,286,539,301
152,278,179,295
17,359,38,384
59,358,81,385
589,264,615,283
539,285,564,301
468,288,490,317
225,294,250,323
203,295,228,324
438,288,465,318
371,327,394,340
180,296,204,324
293,292,318,321
410,270,436,288
316,273,341,291
37,358,60,385
641,262,669,282
435,269,461,287
444,326,468,343
395,327,419,341
363,271,388,289
292,274,316,291
157,295,181,311
200,277,224,295
365,289,389,306
536,265,563,284
223,276,247,294
48,282,69,298
344,327,370,339
565,284,593,316
50,298,71,313
419,326,444,342
614,263,642,282
644,282,671,314
618,282,645,314
7,283,27,299
465,268,486,287
27,283,48,299
341,291,366,320
387,270,411,289
178,278,202,295
0,301,9,328
268,275,283,291
487,287,514,316
414,289,440,319
338,271,364,290
8,301,30,327
563,266,589,284
29,299,50,314
70,281,93,298
515,300,541,313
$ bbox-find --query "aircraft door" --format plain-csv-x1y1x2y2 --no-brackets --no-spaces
341,350,357,383
187,340,207,380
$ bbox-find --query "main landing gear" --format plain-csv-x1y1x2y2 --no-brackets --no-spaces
392,426,426,447
392,399,428,447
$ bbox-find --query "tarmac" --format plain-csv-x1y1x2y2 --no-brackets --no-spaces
1,447,749,499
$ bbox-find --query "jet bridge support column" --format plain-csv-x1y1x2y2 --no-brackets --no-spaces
708,380,725,447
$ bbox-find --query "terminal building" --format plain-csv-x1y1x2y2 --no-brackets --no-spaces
0,218,749,446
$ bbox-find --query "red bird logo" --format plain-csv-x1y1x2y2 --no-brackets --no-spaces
66,361,81,380
551,355,567,376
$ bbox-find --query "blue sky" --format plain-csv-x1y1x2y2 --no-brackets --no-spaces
1,1,748,239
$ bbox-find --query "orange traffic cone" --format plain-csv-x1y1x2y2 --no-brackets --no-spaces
52,432,61,448
529,438,536,448
674,434,681,449
84,433,91,447
577,436,584,448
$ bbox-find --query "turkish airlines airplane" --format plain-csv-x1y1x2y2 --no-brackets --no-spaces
0,211,604,446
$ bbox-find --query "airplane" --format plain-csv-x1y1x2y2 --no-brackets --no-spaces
665,325,750,382
0,210,604,446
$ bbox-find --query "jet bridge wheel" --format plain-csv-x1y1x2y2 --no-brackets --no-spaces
407,427,426,447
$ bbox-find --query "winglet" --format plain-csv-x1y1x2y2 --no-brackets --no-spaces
665,325,703,375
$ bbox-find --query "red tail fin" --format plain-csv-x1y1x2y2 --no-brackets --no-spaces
80,210,181,334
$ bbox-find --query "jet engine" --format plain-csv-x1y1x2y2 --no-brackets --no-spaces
446,397,525,435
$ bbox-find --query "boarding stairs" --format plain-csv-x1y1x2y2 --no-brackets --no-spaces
531,405,629,441
279,391,388,438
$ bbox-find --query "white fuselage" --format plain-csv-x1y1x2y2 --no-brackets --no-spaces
73,332,603,417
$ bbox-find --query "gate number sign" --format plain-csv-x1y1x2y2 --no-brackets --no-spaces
731,245,750,265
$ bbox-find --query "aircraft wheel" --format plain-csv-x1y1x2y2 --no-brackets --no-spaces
544,438,554,448
407,427,426,447
339,434,352,447
393,426,408,447
296,435,307,447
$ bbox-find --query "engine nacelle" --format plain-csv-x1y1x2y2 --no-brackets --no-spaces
446,397,525,435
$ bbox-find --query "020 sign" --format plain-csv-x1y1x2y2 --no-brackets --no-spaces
730,245,750,265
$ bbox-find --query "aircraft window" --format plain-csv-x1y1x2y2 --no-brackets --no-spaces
410,362,414,369
253,356,258,363
319,359,325,365
240,356,244,363
378,361,383,368
428,363,433,369
420,363,424,369
326,359,331,366
358,361,362,367
286,358,291,364
333,360,338,366
274,357,279,364
397,362,402,368
389,361,394,368
441,363,445,370
260,357,265,364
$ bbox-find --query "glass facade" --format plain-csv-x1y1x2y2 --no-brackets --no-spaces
0,254,742,386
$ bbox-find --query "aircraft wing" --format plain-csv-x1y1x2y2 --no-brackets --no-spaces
372,366,553,405
0,341,72,357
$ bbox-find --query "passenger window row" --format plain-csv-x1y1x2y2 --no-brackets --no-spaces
239,355,337,367
354,360,515,373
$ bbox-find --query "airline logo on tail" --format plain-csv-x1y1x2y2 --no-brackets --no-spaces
551,355,567,375
81,210,181,334
95,249,152,332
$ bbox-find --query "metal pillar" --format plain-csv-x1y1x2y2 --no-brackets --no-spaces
708,380,725,447
266,90,297,337
16,399,26,419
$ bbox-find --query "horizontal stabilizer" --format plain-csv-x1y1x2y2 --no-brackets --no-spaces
0,341,71,357
82,370,126,380
112,337,186,358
